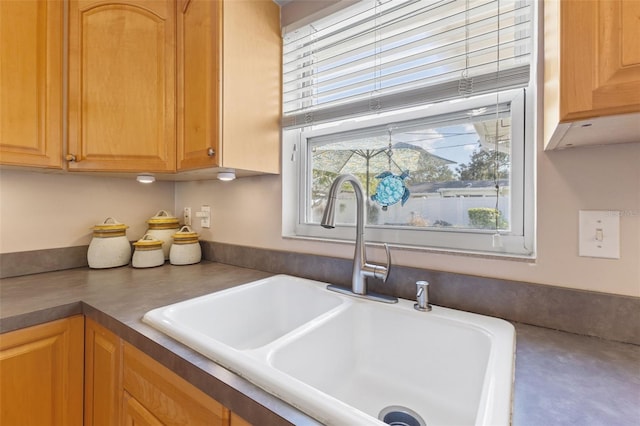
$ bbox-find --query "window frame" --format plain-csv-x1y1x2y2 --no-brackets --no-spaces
282,84,535,258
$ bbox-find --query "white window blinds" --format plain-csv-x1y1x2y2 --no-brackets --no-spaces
282,0,532,129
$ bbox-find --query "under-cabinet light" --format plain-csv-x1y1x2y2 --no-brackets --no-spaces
136,174,156,184
217,169,236,181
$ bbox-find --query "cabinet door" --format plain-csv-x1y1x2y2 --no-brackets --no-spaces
556,0,640,121
176,0,221,171
0,316,84,426
68,0,176,172
230,412,252,426
123,391,164,426
0,0,63,168
221,0,281,174
123,342,231,425
85,318,123,426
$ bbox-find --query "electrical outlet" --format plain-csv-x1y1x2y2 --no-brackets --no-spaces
196,205,211,228
183,207,191,226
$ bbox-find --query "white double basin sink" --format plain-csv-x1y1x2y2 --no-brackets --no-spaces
143,275,515,426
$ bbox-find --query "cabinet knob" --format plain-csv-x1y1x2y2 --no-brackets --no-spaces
207,148,215,157
65,154,77,162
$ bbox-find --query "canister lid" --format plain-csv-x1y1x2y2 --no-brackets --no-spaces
172,225,199,244
92,217,128,237
133,234,164,250
147,210,180,228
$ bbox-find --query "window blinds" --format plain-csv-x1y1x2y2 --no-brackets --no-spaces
282,0,532,129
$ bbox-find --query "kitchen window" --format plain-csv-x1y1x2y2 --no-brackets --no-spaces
282,0,536,257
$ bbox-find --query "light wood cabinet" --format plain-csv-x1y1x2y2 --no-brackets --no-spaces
123,341,231,425
544,0,640,149
1,316,255,426
68,0,177,172
230,412,252,426
85,318,123,426
176,0,221,171
123,390,164,426
0,316,84,425
3,0,280,177
0,0,64,168
86,318,251,425
177,0,281,174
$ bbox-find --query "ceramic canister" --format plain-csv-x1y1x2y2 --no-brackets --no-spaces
169,225,202,265
132,234,165,268
146,210,180,260
87,217,131,269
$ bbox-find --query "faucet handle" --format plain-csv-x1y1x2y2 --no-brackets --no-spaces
382,243,391,282
363,243,391,282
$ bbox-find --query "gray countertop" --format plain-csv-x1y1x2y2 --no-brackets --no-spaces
1,261,638,425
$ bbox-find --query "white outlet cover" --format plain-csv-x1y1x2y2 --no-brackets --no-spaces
200,205,211,228
578,210,620,259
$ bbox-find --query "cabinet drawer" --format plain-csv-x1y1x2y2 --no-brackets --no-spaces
123,342,229,426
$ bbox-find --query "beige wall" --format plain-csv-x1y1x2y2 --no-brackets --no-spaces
0,169,175,253
1,143,638,296
175,142,640,298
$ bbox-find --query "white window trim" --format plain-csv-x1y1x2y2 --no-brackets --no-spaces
283,87,536,258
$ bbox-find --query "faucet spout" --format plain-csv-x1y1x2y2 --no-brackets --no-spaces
321,174,396,303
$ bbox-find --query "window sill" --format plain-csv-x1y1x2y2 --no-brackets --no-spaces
282,234,536,263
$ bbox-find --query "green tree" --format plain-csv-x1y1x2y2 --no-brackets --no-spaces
408,156,456,184
456,149,509,181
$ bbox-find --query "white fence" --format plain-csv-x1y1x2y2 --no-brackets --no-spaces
311,195,511,229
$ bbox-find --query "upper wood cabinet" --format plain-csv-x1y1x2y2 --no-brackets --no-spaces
68,0,177,172
176,0,221,171
3,0,280,176
544,0,640,150
177,0,281,174
0,0,64,168
0,316,84,426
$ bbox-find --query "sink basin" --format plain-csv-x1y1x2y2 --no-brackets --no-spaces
143,274,515,426
270,302,505,426
143,275,343,350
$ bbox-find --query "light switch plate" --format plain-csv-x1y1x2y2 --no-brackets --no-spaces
578,210,620,259
183,207,192,226
200,205,211,228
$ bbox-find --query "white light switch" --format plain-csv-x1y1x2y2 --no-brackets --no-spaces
578,210,620,259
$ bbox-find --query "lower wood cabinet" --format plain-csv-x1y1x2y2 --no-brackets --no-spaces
85,318,123,426
85,317,252,426
0,316,84,425
123,390,164,426
123,341,230,425
1,316,253,426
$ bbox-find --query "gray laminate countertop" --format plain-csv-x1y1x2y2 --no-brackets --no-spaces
1,261,638,425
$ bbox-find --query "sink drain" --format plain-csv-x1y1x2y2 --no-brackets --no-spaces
378,406,427,426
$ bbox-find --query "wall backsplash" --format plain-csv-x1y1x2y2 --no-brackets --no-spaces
1,240,638,345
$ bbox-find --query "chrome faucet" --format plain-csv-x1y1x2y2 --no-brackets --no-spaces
321,174,397,303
